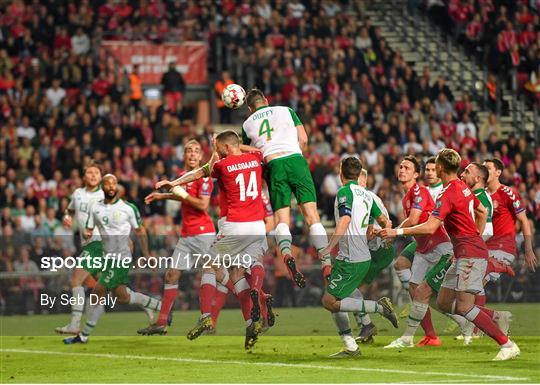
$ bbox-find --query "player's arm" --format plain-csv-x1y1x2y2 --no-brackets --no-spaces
63,195,76,227
380,216,442,239
289,107,307,150
516,211,537,271
145,191,210,211
403,208,422,227
473,201,487,235
84,207,95,240
155,154,219,190
322,215,351,258
134,226,150,259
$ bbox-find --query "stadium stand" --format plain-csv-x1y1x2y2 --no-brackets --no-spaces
0,0,538,315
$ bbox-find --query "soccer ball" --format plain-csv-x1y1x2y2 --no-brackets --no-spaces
221,84,246,109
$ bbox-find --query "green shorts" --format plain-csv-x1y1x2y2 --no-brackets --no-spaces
327,259,371,299
79,241,104,276
401,241,417,263
364,245,395,284
425,253,453,293
98,262,131,290
265,154,317,210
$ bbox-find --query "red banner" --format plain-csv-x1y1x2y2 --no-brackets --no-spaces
101,41,208,85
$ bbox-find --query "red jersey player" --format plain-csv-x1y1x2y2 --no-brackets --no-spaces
384,155,453,348
484,158,537,274
380,149,520,361
138,140,215,336
157,131,269,349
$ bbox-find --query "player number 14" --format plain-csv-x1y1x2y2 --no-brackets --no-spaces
235,171,258,201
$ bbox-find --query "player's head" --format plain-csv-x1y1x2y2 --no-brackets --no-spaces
358,169,368,187
246,88,269,113
340,156,363,183
461,162,488,190
215,130,240,158
184,139,202,170
398,155,420,184
435,148,460,177
483,158,504,184
83,160,102,189
424,156,439,185
101,174,118,200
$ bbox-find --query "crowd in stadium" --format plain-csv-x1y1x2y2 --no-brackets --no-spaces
0,0,538,314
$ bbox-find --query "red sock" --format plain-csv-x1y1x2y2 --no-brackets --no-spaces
234,278,252,322
420,308,437,338
465,306,508,345
200,273,217,315
211,285,228,325
475,294,486,307
246,265,265,292
157,285,178,325
247,265,266,321
476,305,495,319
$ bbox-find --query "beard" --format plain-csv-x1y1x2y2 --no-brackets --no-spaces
105,189,118,199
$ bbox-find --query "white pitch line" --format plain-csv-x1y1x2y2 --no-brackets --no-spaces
0,348,530,382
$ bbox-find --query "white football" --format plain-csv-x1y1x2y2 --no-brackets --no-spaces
221,84,246,109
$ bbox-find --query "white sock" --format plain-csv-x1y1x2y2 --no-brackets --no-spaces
81,303,105,338
396,269,411,290
339,297,382,313
128,288,161,311
331,312,357,351
446,313,468,330
403,301,428,339
275,222,292,256
216,282,228,294
309,223,330,265
70,286,85,328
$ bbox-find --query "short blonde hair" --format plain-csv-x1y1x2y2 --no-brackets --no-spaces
436,148,461,174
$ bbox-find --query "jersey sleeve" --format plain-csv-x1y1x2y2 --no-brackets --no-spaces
241,127,251,145
432,190,452,221
336,186,353,217
368,198,383,224
67,191,75,211
198,177,213,197
251,151,263,163
505,188,525,215
288,107,302,126
126,202,142,229
413,188,431,211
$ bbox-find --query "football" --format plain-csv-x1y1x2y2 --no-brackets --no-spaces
221,83,246,109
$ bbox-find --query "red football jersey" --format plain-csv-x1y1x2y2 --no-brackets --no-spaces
402,183,449,253
179,171,215,237
211,152,265,222
432,179,488,259
217,182,228,219
486,184,524,254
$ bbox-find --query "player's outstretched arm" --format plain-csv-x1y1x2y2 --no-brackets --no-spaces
239,144,262,153
516,211,537,271
379,216,441,239
296,124,308,151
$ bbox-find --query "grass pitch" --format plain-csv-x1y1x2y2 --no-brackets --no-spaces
1,304,539,383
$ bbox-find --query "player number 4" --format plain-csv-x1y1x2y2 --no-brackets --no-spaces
235,171,258,201
258,119,273,140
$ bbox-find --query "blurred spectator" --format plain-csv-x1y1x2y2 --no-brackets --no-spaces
161,62,186,114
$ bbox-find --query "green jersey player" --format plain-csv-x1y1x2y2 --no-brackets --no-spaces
64,174,162,344
55,161,104,335
318,157,398,357
240,89,330,288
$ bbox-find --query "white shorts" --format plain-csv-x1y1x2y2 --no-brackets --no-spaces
441,258,487,294
486,249,515,282
410,242,453,285
170,233,215,270
210,220,268,269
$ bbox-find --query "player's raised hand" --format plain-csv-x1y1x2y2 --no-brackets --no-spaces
144,192,162,205
83,228,93,239
524,248,537,272
62,214,73,227
155,179,173,190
